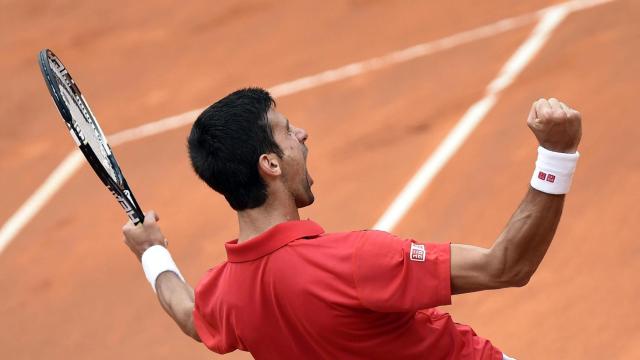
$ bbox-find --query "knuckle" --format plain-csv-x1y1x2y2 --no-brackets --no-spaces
571,110,581,119
530,119,544,130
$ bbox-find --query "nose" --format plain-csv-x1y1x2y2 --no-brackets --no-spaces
295,127,308,144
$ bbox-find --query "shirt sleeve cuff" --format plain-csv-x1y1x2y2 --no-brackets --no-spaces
192,304,223,353
427,242,452,306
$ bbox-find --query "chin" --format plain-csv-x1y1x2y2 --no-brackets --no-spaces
295,191,315,208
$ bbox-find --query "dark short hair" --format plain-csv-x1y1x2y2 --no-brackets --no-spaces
187,88,282,210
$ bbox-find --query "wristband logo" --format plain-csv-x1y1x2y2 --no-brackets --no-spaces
537,171,556,183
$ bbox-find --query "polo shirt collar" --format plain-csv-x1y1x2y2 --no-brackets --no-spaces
225,219,324,262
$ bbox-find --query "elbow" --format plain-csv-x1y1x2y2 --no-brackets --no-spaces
507,268,533,287
486,250,535,288
503,261,537,288
489,266,533,289
179,317,201,342
176,303,201,342
184,325,201,342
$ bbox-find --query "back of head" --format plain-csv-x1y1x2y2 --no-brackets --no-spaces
188,87,282,211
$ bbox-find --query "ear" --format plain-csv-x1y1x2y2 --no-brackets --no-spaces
258,153,281,178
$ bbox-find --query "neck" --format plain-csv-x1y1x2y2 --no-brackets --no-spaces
237,194,300,243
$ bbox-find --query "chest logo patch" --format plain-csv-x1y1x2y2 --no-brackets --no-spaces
409,243,426,262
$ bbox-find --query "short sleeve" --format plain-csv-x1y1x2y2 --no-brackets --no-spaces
192,269,238,354
353,230,451,312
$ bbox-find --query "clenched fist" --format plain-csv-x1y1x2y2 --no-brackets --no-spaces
527,98,582,153
122,210,168,260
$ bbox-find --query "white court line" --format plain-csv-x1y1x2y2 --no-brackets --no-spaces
373,0,615,231
0,0,614,255
0,150,85,254
372,7,569,231
111,8,541,145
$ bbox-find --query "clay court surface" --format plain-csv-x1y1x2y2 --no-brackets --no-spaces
1,0,638,358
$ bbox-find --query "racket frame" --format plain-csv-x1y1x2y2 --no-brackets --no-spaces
38,49,145,224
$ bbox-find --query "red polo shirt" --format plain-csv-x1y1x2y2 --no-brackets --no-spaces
193,220,503,359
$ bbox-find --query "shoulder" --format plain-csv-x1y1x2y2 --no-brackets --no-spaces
353,230,408,260
300,229,406,251
317,228,398,242
294,229,397,252
194,262,229,297
288,229,410,263
353,229,410,249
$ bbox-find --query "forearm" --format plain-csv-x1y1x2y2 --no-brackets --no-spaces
155,271,201,342
122,214,202,342
450,98,581,294
488,187,565,286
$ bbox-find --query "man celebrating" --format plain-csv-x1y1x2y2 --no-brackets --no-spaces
123,88,581,359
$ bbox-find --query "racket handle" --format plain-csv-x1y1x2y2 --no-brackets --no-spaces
131,207,145,226
116,187,144,225
126,193,145,225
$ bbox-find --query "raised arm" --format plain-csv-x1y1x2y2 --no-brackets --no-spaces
450,98,581,294
122,212,201,341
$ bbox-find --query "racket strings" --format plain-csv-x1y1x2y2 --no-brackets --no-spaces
56,73,118,183
40,49,143,223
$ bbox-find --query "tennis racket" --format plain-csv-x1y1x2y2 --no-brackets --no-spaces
38,49,144,225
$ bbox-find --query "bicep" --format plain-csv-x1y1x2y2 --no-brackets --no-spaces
450,244,506,294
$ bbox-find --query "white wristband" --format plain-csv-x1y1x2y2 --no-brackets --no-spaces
530,146,579,194
141,245,185,293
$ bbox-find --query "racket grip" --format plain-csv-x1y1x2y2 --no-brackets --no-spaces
131,207,145,225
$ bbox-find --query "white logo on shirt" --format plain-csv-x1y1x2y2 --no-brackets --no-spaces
410,243,426,262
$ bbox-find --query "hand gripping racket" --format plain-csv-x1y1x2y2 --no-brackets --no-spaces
38,49,144,224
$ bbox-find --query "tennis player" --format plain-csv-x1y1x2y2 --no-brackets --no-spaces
123,88,581,359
